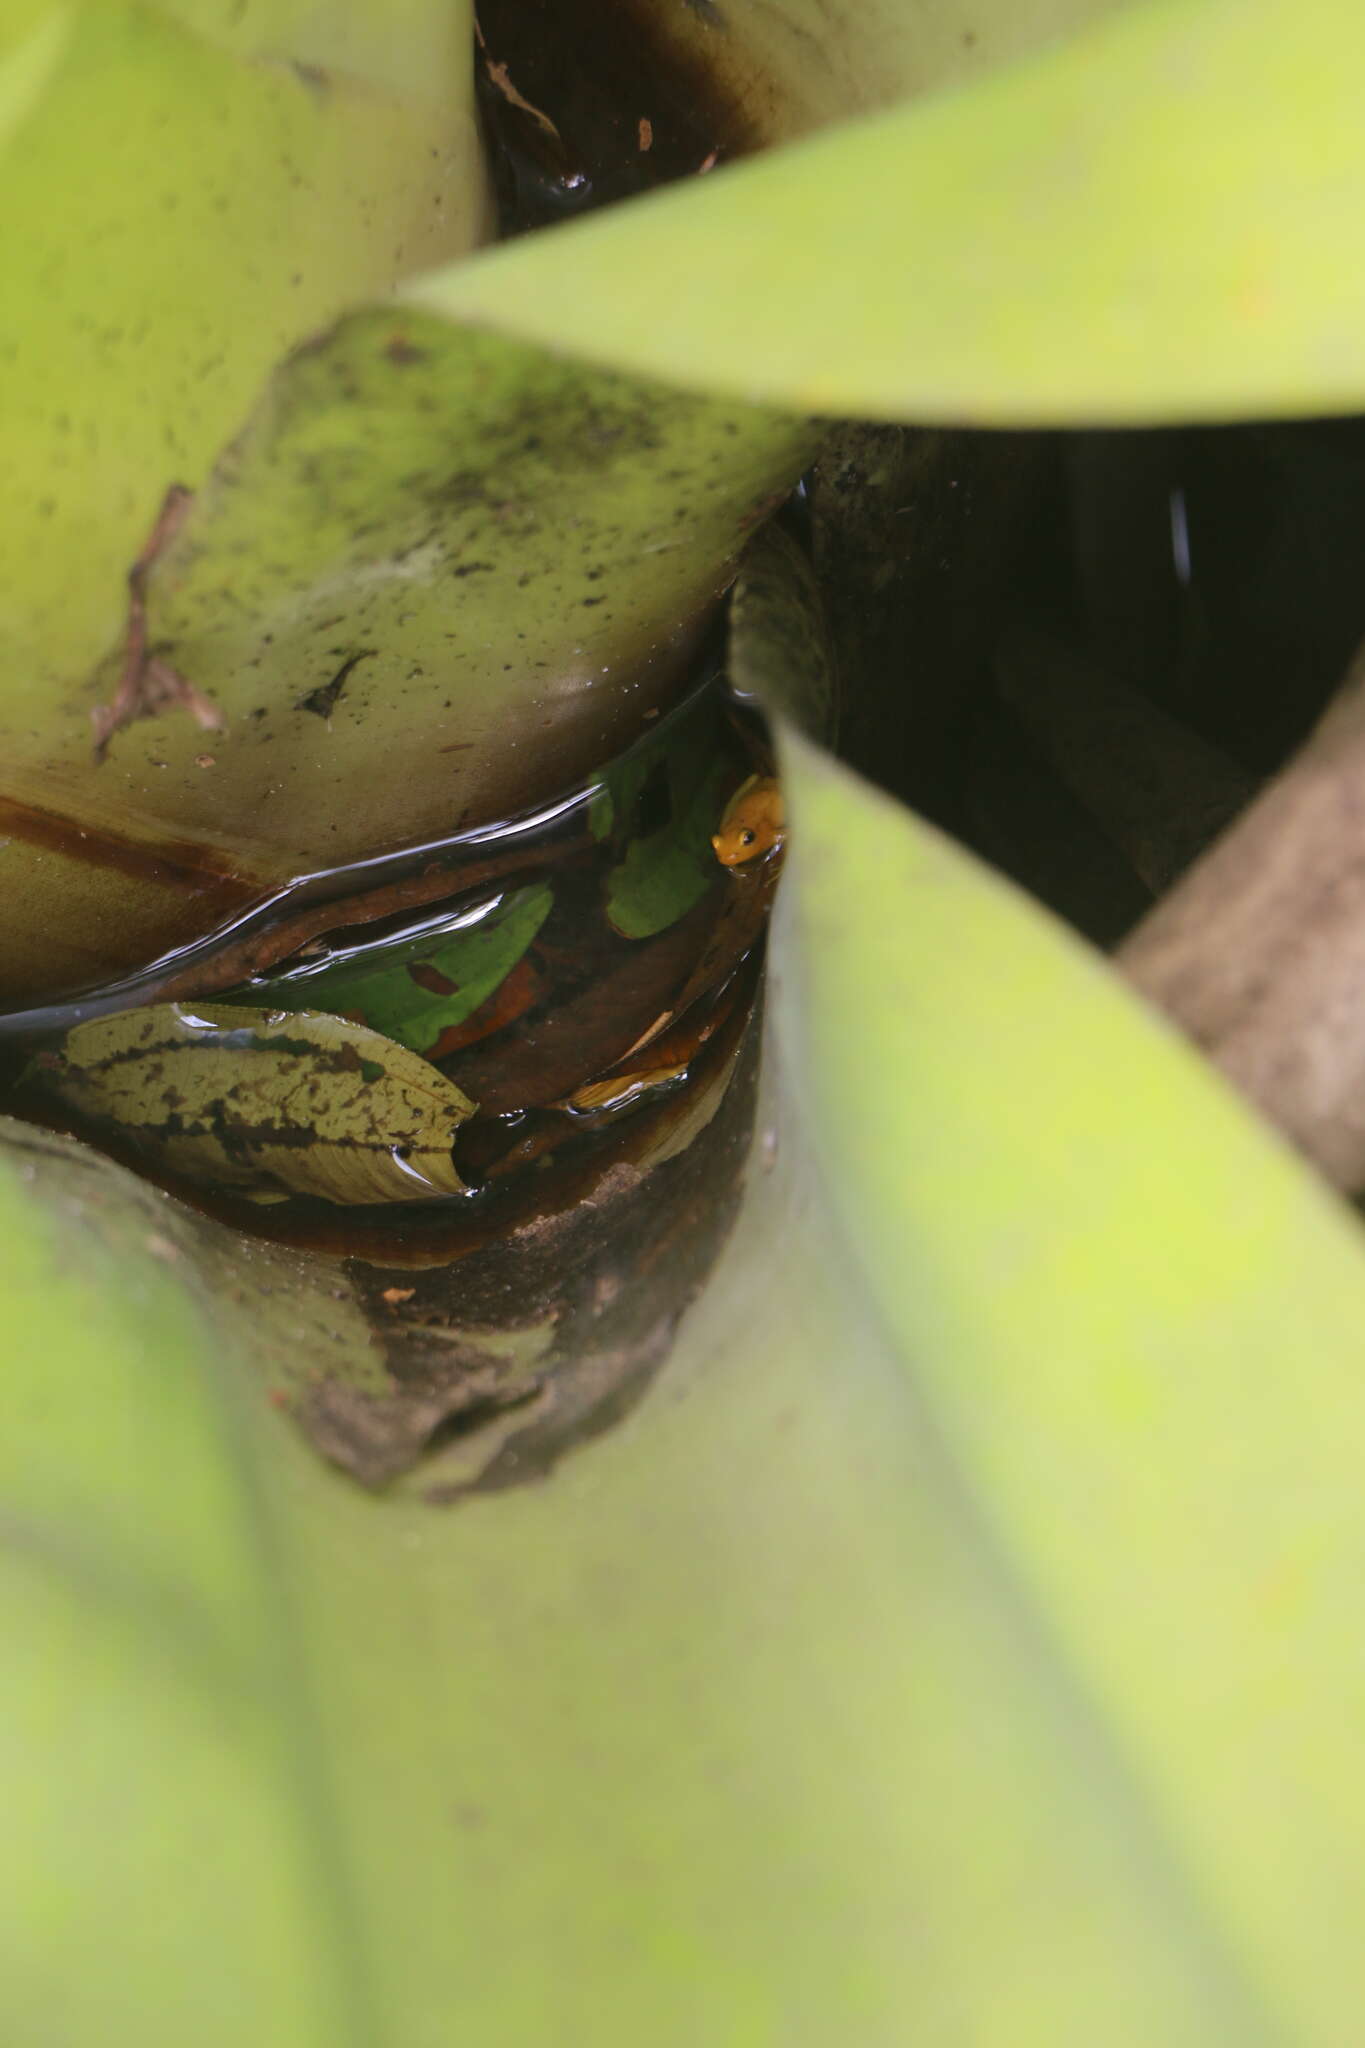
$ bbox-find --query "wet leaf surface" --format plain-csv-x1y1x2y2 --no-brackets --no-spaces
0,0,481,1001
221,881,556,1060
602,697,738,939
0,6,815,1007
81,314,810,864
27,1004,476,1205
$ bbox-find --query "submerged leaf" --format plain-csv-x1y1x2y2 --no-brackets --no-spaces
603,697,738,940
221,881,555,1060
30,1003,474,1204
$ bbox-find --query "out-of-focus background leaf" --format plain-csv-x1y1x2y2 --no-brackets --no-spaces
424,0,1365,425
587,0,1125,140
10,734,1365,2044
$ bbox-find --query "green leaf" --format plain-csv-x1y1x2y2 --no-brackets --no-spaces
601,693,735,940
29,1002,475,1202
221,881,554,1059
0,0,490,1004
0,5,65,143
772,732,1365,2040
422,0,1365,425
0,1122,382,2048
1,1,477,694
604,747,733,939
85,313,811,869
10,729,1365,2040
596,0,1126,142
156,0,473,98
0,300,814,1006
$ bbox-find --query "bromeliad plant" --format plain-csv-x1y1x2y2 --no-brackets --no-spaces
7,1,1365,2043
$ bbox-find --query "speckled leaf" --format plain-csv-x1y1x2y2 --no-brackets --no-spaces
0,0,482,1004
31,1002,474,1203
156,0,472,98
2,0,476,699
74,314,813,868
220,881,554,1060
2,304,815,1008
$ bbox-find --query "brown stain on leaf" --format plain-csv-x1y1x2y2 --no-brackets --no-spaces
91,484,225,762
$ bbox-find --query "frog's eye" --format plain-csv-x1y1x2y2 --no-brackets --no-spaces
740,829,756,848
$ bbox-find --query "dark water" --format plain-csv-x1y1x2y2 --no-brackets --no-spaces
18,3,1362,1249
474,0,755,236
831,415,1365,948
5,668,780,1251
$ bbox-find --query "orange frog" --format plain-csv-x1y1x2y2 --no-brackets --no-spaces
711,774,785,868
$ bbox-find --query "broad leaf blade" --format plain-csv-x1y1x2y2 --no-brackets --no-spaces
422,0,1365,425
9,731,1365,2041
228,880,555,1058
77,315,813,869
777,731,1365,2040
0,1126,382,2048
0,307,813,1003
1,1,478,693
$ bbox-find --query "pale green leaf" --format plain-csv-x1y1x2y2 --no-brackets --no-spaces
597,0,1127,142
420,0,1365,425
9,728,1365,2040
0,2,478,697
70,314,813,873
156,0,472,97
772,730,1365,2040
0,4,65,143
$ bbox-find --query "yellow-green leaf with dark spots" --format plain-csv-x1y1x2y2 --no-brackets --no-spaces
30,1003,474,1205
